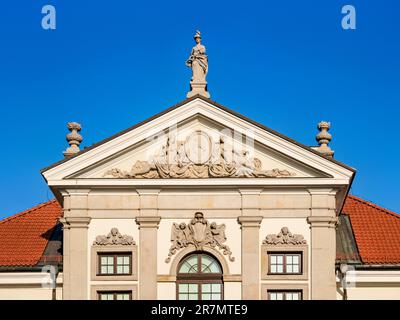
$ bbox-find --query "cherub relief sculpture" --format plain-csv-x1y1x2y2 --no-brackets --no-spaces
104,131,296,179
262,227,307,245
93,228,136,246
165,212,235,263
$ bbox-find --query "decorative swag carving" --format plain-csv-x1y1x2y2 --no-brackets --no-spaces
165,212,235,263
262,227,307,245
93,228,136,246
103,132,296,179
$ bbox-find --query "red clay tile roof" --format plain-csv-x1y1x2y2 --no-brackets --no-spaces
0,200,62,267
342,195,400,264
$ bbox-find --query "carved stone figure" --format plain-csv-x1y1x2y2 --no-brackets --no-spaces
93,228,136,246
104,131,296,179
165,212,235,263
262,227,307,245
186,31,210,98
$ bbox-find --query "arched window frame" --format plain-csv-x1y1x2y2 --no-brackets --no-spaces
176,252,224,300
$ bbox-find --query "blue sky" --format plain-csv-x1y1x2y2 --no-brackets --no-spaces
0,0,399,218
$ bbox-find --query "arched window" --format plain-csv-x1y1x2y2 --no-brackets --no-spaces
177,253,223,300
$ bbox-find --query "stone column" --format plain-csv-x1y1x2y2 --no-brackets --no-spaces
307,189,338,300
59,216,91,300
135,217,161,300
136,189,161,300
238,216,263,300
238,187,263,300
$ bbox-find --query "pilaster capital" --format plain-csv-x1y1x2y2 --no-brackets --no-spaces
135,216,161,229
307,216,338,228
59,217,91,229
237,216,263,228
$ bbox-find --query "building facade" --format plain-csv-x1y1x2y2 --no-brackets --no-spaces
1,33,399,300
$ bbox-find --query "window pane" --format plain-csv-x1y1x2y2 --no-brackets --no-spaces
179,284,189,293
117,257,123,264
188,293,198,300
107,266,113,274
276,293,283,300
292,293,301,300
101,257,108,264
116,293,130,300
124,256,129,264
107,257,113,264
293,255,299,264
202,284,211,293
188,284,198,293
270,256,276,263
202,293,211,300
287,255,292,264
201,255,221,273
179,294,188,300
211,284,221,292
277,265,283,273
178,255,198,274
287,265,293,273
293,265,299,273
99,293,114,300
270,265,277,273
211,293,221,300
277,255,283,264
179,263,190,273
269,293,277,300
123,266,130,274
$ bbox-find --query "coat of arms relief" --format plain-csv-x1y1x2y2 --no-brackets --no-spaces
104,131,296,179
165,212,235,263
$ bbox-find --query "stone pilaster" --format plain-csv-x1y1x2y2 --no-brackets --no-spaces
238,216,263,300
59,216,91,300
136,216,161,300
307,216,338,300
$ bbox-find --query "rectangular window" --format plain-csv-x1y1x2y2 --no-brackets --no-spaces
98,291,132,300
98,253,132,276
268,291,302,301
268,253,301,274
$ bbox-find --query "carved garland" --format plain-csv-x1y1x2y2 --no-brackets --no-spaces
93,228,136,246
165,212,235,263
262,227,307,245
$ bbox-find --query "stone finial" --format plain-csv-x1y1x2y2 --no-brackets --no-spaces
63,122,83,158
186,30,210,98
315,121,334,158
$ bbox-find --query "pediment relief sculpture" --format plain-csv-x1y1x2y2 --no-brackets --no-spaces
165,212,235,263
262,227,307,245
104,131,296,179
93,228,136,246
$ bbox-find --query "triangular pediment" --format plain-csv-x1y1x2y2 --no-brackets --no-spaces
42,96,354,184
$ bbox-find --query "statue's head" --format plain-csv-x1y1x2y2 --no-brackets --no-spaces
194,30,201,43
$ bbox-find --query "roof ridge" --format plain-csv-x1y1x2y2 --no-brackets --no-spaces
348,194,400,219
0,199,58,226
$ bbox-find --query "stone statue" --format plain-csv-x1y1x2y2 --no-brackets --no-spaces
186,31,210,98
